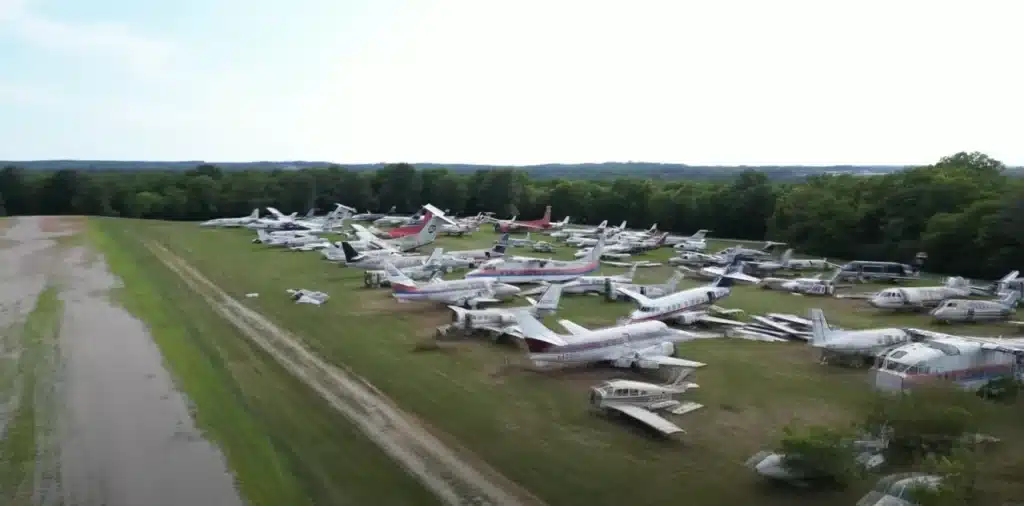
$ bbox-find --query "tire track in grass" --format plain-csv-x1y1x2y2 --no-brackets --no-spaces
145,241,544,506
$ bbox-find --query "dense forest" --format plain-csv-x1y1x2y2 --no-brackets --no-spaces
1,151,1021,280
0,160,914,181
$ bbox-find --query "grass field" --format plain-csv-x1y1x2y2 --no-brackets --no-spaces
91,219,1024,505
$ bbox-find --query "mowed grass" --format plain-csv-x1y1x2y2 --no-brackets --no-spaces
87,220,438,506
101,219,1024,506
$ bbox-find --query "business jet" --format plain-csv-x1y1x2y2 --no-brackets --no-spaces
808,308,912,364
616,259,758,325
383,261,520,308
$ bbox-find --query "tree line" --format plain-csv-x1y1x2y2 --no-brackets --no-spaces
1,151,1020,280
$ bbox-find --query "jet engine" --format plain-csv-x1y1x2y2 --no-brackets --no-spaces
618,342,676,368
672,311,705,325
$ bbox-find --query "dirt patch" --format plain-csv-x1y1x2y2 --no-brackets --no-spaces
146,241,546,506
37,216,85,235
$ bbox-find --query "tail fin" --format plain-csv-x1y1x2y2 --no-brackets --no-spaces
665,271,685,291
425,247,443,266
493,233,509,255
648,223,658,233
998,290,1021,308
826,267,842,283
340,242,363,263
256,229,270,243
946,276,968,288
587,234,606,263
809,308,832,346
656,232,670,246
624,263,638,281
383,262,417,290
541,206,551,224
618,221,626,230
690,229,708,240
415,215,442,245
532,283,564,313
561,216,570,226
250,208,259,219
448,305,469,323
712,257,752,287
597,220,608,229
780,248,794,264
997,270,1020,293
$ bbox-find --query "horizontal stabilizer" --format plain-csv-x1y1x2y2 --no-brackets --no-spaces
556,319,590,336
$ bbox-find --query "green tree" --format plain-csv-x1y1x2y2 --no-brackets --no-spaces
777,424,861,487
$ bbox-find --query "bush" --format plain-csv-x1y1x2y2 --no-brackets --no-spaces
778,424,861,487
861,385,978,463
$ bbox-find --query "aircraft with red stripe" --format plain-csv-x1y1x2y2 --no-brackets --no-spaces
465,234,606,283
492,206,568,233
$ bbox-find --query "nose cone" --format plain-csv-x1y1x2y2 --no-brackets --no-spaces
868,296,884,308
498,283,520,296
465,268,482,278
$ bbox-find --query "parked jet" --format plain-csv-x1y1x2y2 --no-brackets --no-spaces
868,277,972,311
464,235,605,283
549,220,608,239
447,283,564,338
609,271,686,300
714,241,785,261
616,259,758,325
350,206,397,222
930,291,1020,324
573,232,669,260
492,206,564,232
873,329,1024,392
589,369,704,436
384,262,520,308
350,214,445,252
809,308,912,363
558,264,638,295
669,229,711,252
971,270,1023,297
445,233,509,264
760,269,842,295
384,205,458,238
507,232,537,248
514,313,709,370
200,208,261,227
667,251,720,266
338,243,432,270
363,249,446,286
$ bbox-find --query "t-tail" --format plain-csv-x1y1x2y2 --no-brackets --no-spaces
779,248,794,265
596,220,608,230
808,308,832,347
624,263,638,281
665,270,685,292
530,283,564,315
424,247,444,266
648,223,658,233
998,290,1021,308
540,206,552,225
997,270,1020,294
711,257,752,287
249,208,259,219
413,214,443,246
586,234,606,263
690,229,709,240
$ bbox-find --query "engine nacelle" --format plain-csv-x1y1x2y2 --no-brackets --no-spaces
623,342,676,368
671,311,704,325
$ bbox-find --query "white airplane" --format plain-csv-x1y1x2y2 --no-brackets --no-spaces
608,271,686,300
589,369,704,436
759,269,842,295
349,214,446,253
808,308,913,363
514,313,710,370
558,264,638,295
446,283,564,338
464,235,606,283
200,208,261,227
667,251,720,266
573,232,669,260
669,229,711,252
384,261,521,308
363,249,446,286
337,242,430,270
566,222,626,246
873,329,1024,392
930,291,1020,324
549,220,608,239
445,233,509,263
976,270,1023,297
616,259,758,325
857,473,943,506
507,232,537,247
868,277,972,311
713,241,785,261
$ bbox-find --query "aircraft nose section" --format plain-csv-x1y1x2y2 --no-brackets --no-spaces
498,283,520,296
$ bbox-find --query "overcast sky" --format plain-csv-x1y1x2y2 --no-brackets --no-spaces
1,0,1021,165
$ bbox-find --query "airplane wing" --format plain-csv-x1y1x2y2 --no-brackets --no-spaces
514,313,567,345
697,314,748,327
556,319,590,336
642,355,707,368
602,403,685,435
615,287,655,306
350,223,378,242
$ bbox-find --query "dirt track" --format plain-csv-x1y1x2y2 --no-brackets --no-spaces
147,241,544,506
0,217,242,506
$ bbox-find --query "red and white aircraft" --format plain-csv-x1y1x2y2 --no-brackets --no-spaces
492,206,568,233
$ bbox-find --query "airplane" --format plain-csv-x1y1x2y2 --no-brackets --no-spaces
572,232,670,260
745,248,837,275
713,241,785,261
349,213,445,253
615,258,759,325
589,368,704,436
872,329,1024,392
808,308,913,364
530,241,556,253
607,271,686,300
549,220,608,239
200,208,261,227
513,312,711,370
446,283,564,338
868,277,972,311
350,206,397,222
441,213,485,236
492,206,564,233
566,222,627,246
857,473,943,506
445,233,510,264
558,264,639,295
930,291,1020,324
464,235,606,283
338,242,433,270
507,232,537,248
667,251,720,266
669,229,711,252
747,433,888,485
971,270,1023,297
383,261,521,308
382,205,458,238
363,249,447,286
759,269,842,295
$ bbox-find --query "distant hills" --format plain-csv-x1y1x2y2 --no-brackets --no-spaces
3,160,1020,181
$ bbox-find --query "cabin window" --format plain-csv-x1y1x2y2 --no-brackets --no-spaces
640,306,654,312
627,389,639,396
614,389,628,396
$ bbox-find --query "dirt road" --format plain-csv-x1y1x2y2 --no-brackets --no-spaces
148,241,545,506
0,217,243,506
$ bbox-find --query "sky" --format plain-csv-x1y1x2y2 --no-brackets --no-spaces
0,0,1021,166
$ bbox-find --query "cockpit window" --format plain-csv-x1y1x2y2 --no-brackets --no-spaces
945,302,957,308
640,306,654,312
889,350,907,359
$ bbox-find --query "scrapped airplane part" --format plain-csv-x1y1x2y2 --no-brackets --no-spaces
245,293,259,298
601,260,662,268
748,432,888,484
589,369,703,436
875,329,1024,392
286,289,330,305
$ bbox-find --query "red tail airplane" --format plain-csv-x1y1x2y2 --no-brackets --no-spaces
493,206,556,233
387,211,432,238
